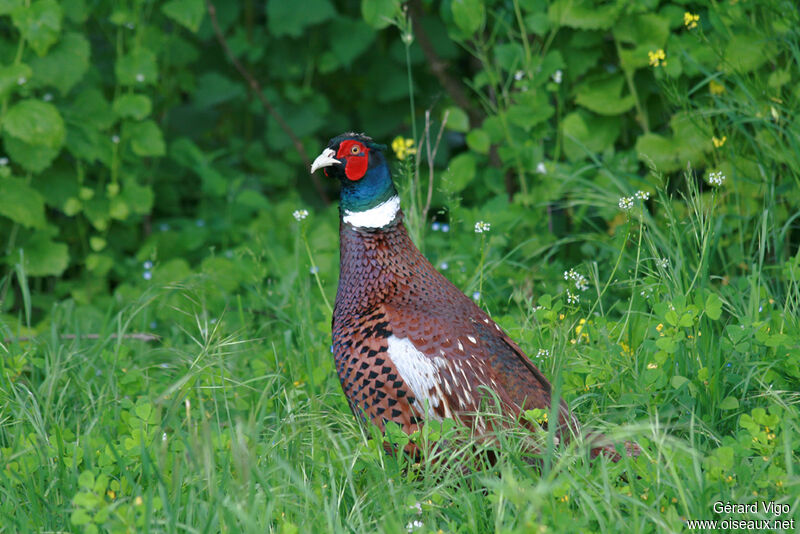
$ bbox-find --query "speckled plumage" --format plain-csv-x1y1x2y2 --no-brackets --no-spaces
314,133,638,461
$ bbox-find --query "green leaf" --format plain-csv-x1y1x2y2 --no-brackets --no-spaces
561,110,620,161
451,0,485,36
441,152,476,194
11,0,62,56
548,0,621,30
724,34,775,73
0,63,32,101
507,91,554,130
193,72,245,109
670,375,689,389
3,99,65,148
719,396,739,410
705,293,723,320
121,179,154,215
113,94,152,120
267,0,336,38
115,47,158,86
123,120,166,157
444,106,469,132
0,176,46,228
574,74,635,116
29,32,90,94
361,0,399,29
466,129,490,154
0,0,22,15
20,233,69,276
329,17,375,66
161,0,204,32
3,135,61,173
70,509,92,526
612,13,670,71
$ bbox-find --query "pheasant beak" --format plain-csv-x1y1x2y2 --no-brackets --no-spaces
310,148,342,174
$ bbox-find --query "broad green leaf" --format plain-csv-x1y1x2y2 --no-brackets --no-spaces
11,0,62,56
548,0,621,30
115,47,158,86
66,88,115,130
508,91,553,130
113,94,152,120
705,293,723,320
330,17,375,66
361,0,398,29
0,176,46,228
561,110,620,161
441,152,476,194
466,129,490,154
267,0,335,38
574,74,635,116
719,396,739,410
161,0,204,32
121,179,154,215
451,0,485,36
3,99,65,148
444,106,469,132
89,236,106,251
670,375,689,389
724,34,775,73
612,13,670,71
29,32,90,94
123,120,165,157
3,134,61,173
0,0,22,15
0,63,32,100
193,72,245,109
20,233,69,276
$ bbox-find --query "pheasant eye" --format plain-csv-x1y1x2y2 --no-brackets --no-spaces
350,145,360,155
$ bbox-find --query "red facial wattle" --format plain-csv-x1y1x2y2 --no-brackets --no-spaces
336,140,370,181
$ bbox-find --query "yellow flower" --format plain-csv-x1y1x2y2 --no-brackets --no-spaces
684,12,699,29
391,136,416,161
709,80,725,95
648,49,666,67
134,496,144,506
712,135,727,148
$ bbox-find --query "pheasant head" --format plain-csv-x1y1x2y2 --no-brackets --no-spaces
311,132,400,228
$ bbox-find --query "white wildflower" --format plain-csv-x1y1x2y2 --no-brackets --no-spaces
0,157,8,166
708,171,726,186
43,93,53,102
564,268,589,292
292,209,309,221
136,73,145,82
17,77,26,85
472,291,480,301
310,266,319,275
111,135,120,144
536,349,550,358
657,258,669,269
536,162,547,174
474,221,491,233
406,520,424,532
618,196,634,210
552,70,563,84
635,190,650,201
567,291,580,304
514,70,525,81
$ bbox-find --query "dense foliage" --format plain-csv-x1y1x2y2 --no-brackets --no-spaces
0,0,798,532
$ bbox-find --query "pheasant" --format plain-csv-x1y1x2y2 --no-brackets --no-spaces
310,132,638,461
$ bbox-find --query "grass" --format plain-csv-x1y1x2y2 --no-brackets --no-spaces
1,163,798,533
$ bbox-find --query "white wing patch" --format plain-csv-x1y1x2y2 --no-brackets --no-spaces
343,195,400,228
386,335,448,420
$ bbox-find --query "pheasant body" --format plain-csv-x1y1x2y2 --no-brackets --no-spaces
311,132,636,460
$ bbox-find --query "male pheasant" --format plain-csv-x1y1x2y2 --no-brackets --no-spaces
311,132,638,461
